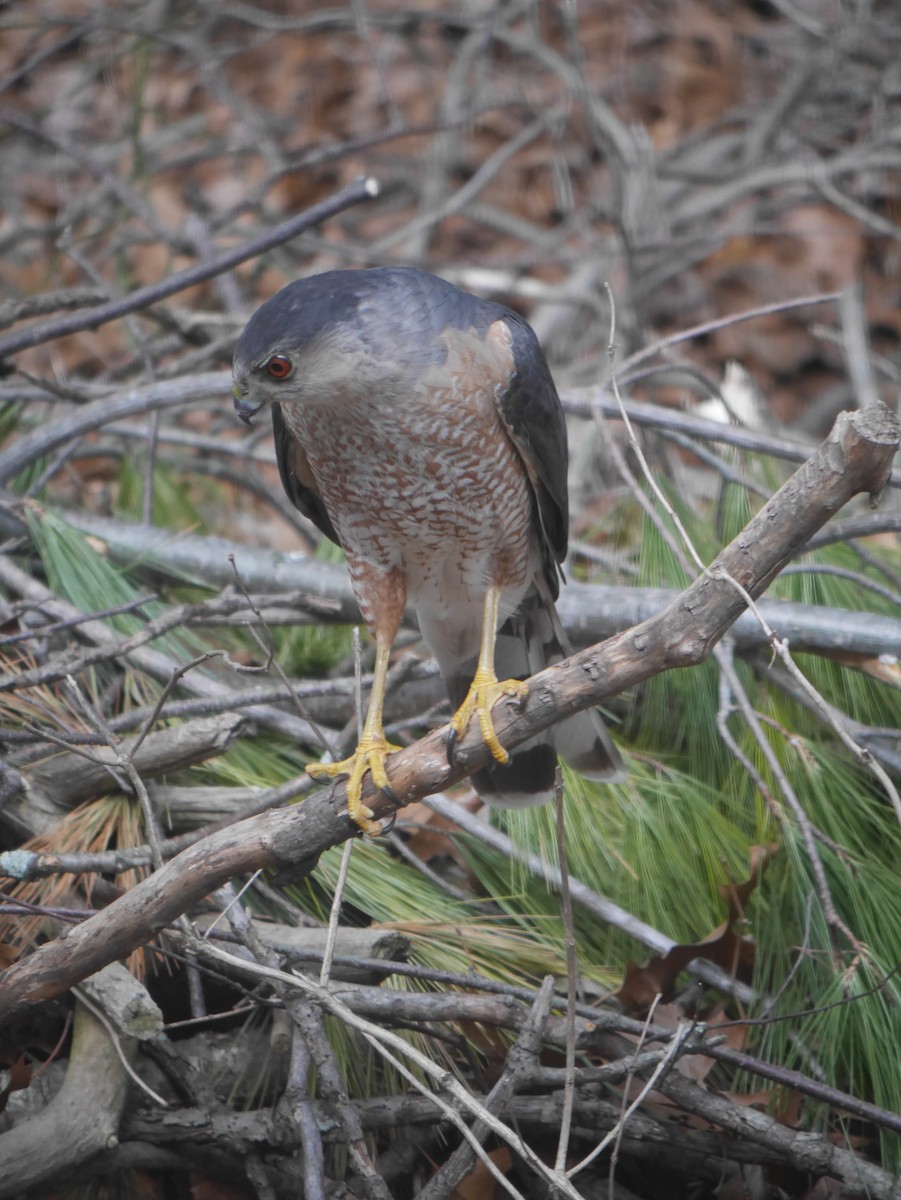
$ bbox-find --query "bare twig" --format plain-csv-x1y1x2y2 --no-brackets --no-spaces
554,767,578,1174
200,942,587,1200
0,177,380,362
0,374,227,488
417,976,556,1200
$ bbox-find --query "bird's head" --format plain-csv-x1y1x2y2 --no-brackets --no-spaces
232,282,336,425
232,268,475,425
232,270,393,425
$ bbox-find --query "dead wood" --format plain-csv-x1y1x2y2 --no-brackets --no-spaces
0,177,378,363
28,712,250,810
12,507,901,659
0,978,138,1197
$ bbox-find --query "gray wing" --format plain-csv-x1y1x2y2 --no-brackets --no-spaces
495,311,569,597
272,404,340,545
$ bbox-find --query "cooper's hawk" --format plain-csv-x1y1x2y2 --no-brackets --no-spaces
233,267,624,832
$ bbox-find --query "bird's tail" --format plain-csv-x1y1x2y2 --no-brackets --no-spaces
443,589,625,807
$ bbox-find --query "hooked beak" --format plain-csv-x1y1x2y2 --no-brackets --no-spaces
233,382,262,426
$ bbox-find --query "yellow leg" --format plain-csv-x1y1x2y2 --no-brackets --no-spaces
447,585,529,765
307,640,401,835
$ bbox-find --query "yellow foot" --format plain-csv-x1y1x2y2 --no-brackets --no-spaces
447,669,529,766
307,732,403,835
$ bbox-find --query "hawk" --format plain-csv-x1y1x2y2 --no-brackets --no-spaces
232,267,624,832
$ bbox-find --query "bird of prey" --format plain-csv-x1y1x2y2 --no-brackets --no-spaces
232,267,624,832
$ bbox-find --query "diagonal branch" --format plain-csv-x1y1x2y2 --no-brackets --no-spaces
0,402,897,1024
0,176,380,364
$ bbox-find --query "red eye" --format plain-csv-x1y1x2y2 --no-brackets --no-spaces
265,354,293,380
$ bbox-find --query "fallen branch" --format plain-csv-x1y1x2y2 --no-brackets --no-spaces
0,374,226,488
118,1089,895,1199
0,989,137,1198
0,556,329,749
28,713,250,810
0,176,380,363
8,508,901,659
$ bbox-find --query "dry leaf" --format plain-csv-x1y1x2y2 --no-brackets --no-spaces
615,844,778,1011
451,1146,513,1200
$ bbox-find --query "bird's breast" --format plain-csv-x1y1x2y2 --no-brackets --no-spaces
279,378,534,599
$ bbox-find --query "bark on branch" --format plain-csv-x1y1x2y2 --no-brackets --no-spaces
0,992,137,1197
0,402,897,1024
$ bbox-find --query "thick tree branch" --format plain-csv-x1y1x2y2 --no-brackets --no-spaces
0,403,897,1023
